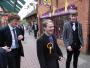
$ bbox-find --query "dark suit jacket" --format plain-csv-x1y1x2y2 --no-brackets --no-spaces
32,24,38,31
37,34,63,68
0,28,4,47
1,25,24,56
17,25,25,41
0,28,7,68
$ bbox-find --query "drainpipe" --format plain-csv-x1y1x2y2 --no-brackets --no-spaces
87,0,90,54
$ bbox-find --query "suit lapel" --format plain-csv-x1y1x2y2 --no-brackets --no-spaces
77,22,80,37
69,22,73,32
6,26,12,41
43,34,50,44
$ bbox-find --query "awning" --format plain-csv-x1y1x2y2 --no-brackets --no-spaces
41,11,51,18
41,4,77,18
18,0,37,20
0,0,26,13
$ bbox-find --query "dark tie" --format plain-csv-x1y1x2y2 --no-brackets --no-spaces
13,28,19,48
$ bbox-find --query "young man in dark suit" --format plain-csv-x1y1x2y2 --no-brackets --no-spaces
63,12,83,68
37,19,63,68
32,22,38,39
1,13,24,68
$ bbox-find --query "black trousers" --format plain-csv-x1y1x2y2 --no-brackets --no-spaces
46,58,59,68
66,49,80,68
7,49,21,68
0,48,7,68
34,30,38,38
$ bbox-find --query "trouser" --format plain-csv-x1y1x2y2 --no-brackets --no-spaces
7,48,21,68
46,58,59,68
66,49,80,68
0,48,7,68
34,30,37,38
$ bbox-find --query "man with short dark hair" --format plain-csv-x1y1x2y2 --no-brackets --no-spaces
1,13,24,68
63,12,83,68
37,19,63,68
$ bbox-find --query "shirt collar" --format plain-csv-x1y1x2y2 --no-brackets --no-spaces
44,32,50,36
8,24,15,31
44,31,53,37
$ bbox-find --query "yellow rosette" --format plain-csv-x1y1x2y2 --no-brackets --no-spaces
47,42,53,54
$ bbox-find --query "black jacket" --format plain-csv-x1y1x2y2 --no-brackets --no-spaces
17,25,25,41
37,34,63,68
0,25,24,56
32,24,38,31
0,28,7,68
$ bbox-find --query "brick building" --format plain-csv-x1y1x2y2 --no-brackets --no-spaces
37,0,90,53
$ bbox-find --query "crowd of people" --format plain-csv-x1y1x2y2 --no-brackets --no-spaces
0,10,83,68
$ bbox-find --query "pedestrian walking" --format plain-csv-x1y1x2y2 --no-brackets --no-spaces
63,11,83,68
37,19,63,68
32,21,38,39
0,13,24,68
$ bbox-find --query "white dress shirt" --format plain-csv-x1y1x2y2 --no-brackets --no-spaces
35,24,37,30
72,23,76,31
8,24,17,49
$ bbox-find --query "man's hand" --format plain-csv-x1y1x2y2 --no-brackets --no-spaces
2,46,11,52
79,46,83,51
18,35,23,40
58,56,65,62
67,46,72,51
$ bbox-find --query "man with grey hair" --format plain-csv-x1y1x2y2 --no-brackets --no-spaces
37,19,63,68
